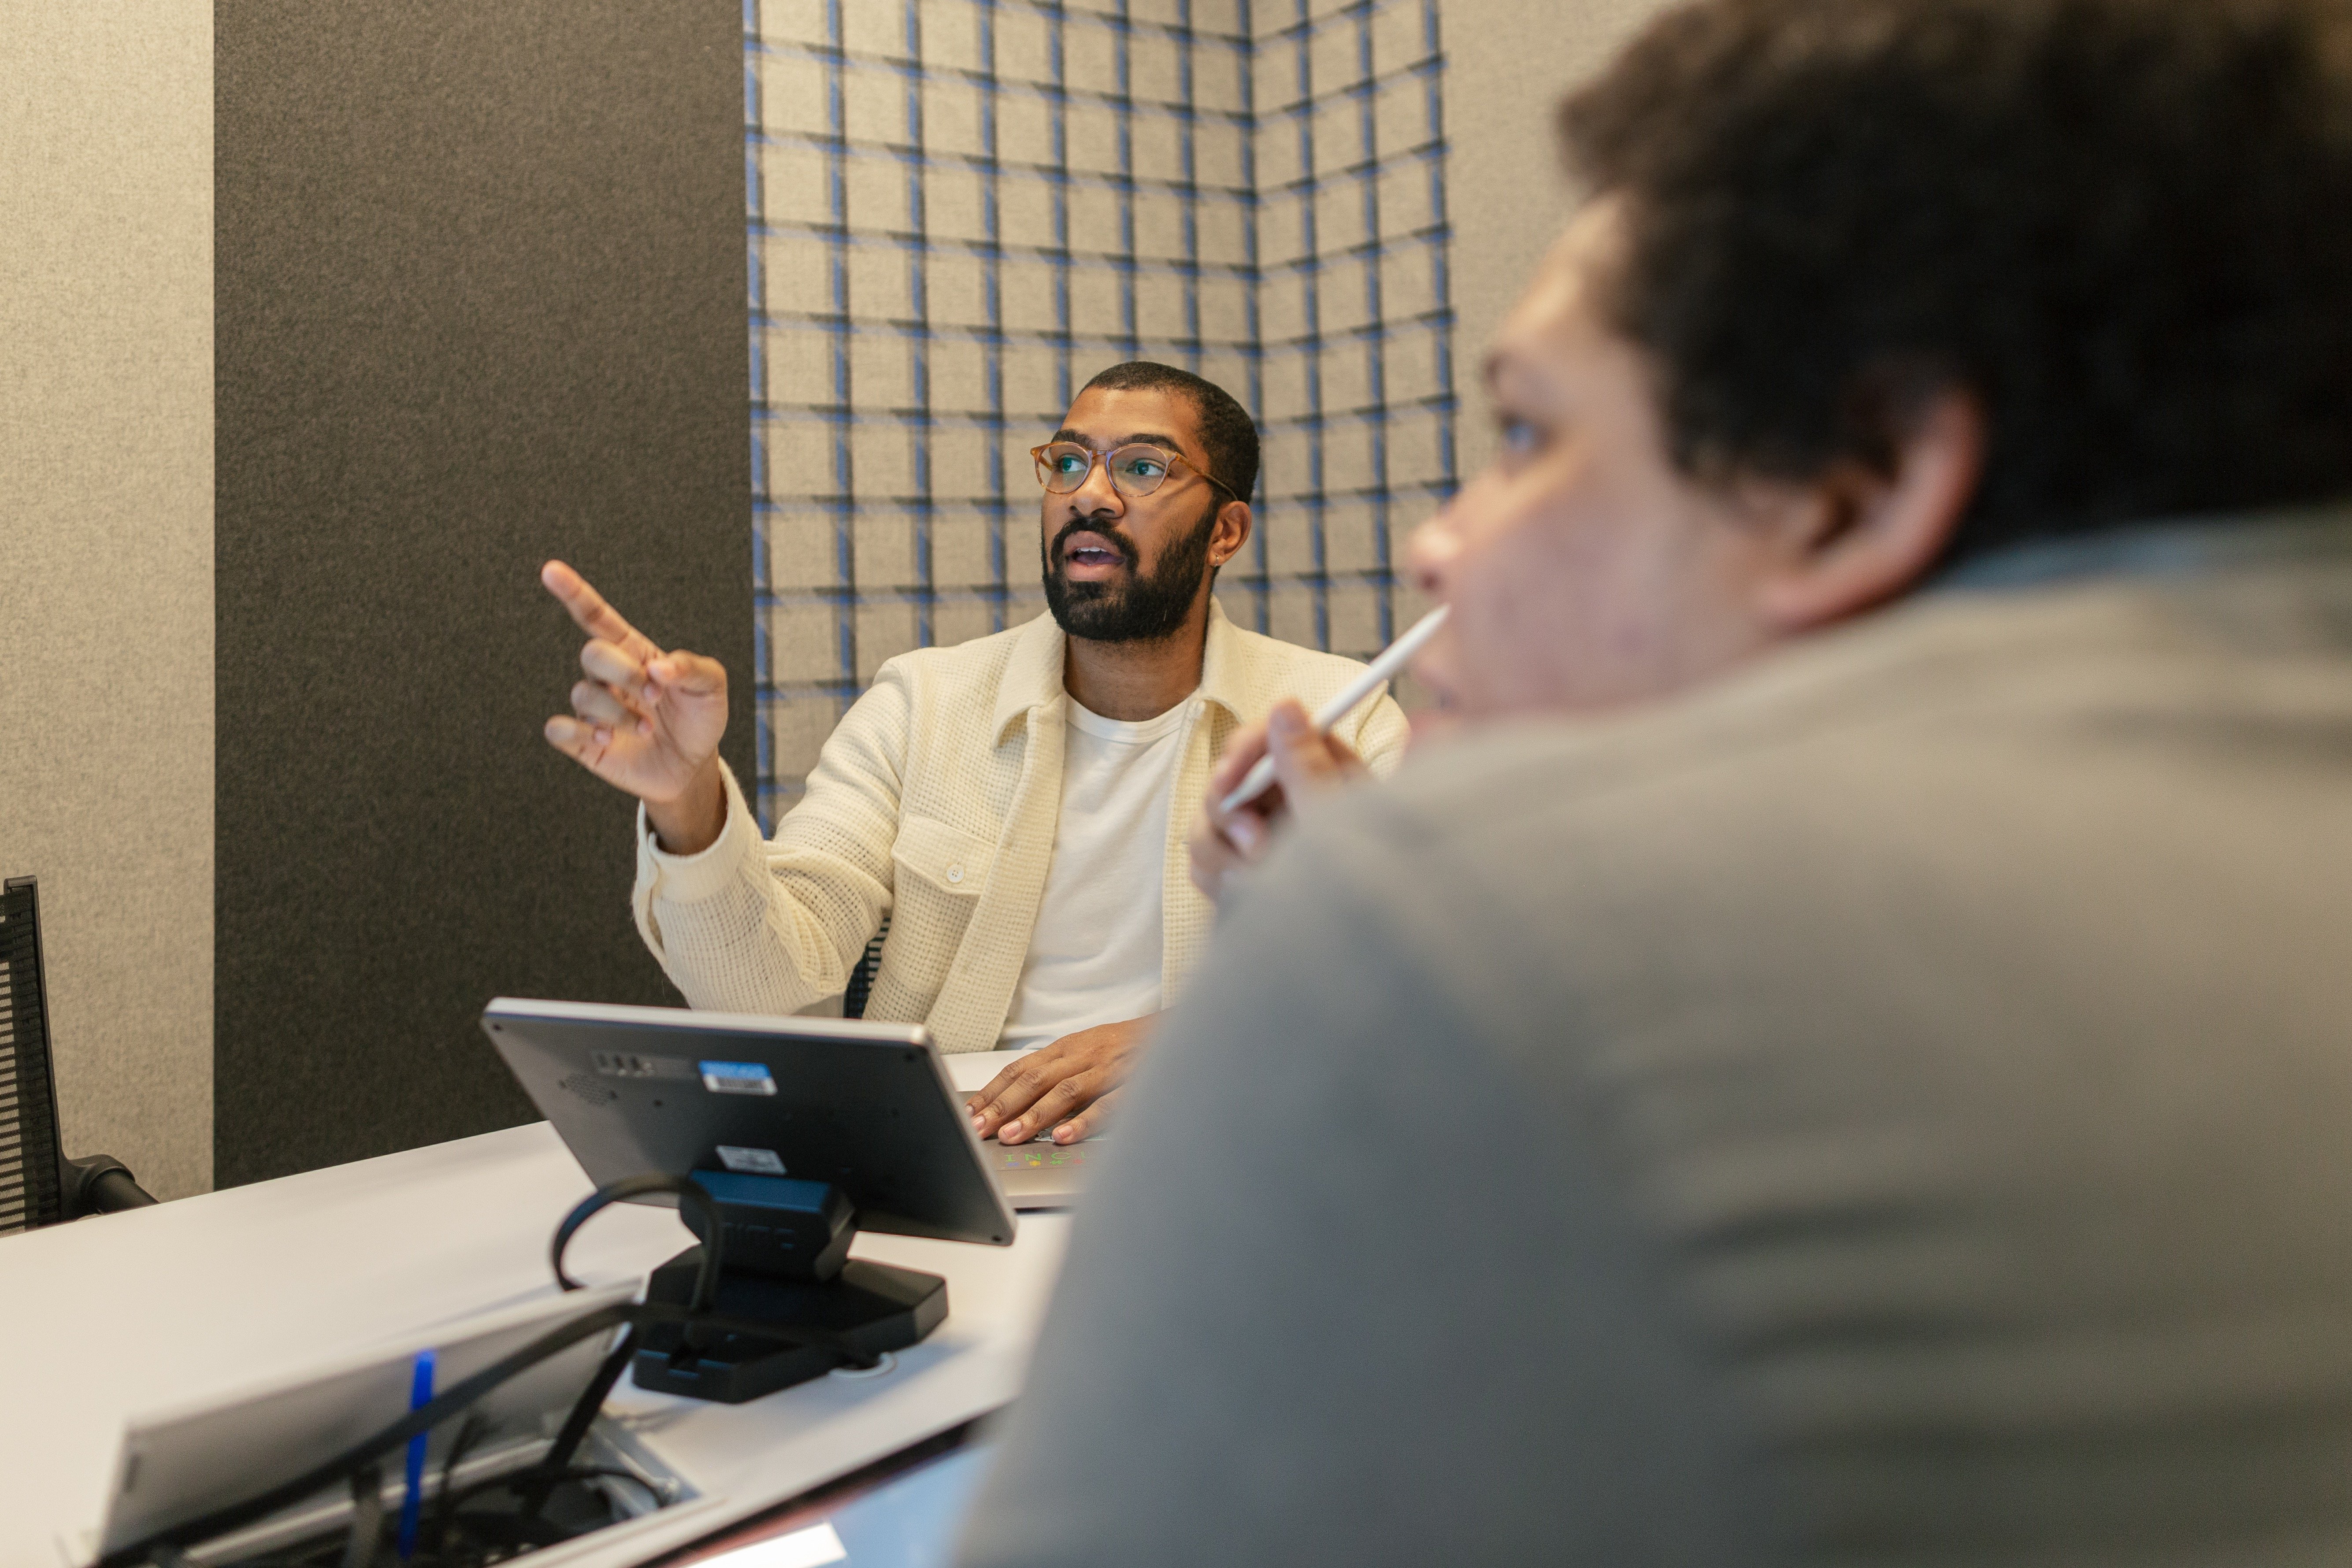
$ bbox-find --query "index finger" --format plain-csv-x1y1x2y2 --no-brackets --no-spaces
542,560,661,661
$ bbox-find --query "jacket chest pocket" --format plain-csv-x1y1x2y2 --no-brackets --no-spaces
890,814,995,901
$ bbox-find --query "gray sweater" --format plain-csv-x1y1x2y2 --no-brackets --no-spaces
957,516,2352,1567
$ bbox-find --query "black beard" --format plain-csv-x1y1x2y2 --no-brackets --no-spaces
1040,499,1218,644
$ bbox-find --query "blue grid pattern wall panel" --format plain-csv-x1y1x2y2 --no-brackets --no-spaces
746,0,1454,820
1250,1,1455,667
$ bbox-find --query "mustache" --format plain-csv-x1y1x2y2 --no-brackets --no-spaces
1048,515,1139,570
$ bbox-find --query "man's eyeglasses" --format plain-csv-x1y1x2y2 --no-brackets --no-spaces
1031,441,1243,504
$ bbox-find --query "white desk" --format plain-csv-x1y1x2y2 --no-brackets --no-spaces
0,1052,1066,1568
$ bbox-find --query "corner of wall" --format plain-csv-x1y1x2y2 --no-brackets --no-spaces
0,0,216,1198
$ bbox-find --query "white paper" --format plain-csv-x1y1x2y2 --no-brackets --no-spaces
703,1520,849,1568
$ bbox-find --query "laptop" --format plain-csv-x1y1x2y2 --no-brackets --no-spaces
941,1050,1101,1210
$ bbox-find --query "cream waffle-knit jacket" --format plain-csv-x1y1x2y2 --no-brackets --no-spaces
631,601,1412,1052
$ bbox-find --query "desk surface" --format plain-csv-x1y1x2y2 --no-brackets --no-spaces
0,1061,1065,1568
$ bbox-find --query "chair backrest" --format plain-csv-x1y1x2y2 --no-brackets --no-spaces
842,915,890,1021
0,877,68,1234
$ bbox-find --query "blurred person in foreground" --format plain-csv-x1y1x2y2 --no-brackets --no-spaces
959,1,2352,1563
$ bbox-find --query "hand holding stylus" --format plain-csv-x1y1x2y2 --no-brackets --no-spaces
1215,606,1446,815
1188,698,1372,903
1189,606,1445,903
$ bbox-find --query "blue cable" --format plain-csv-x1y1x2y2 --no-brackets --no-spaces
395,1349,436,1559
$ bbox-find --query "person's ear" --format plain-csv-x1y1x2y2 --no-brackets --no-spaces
1751,392,1986,633
1209,500,1253,571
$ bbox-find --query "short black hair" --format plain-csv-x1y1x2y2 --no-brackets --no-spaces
1079,361,1261,505
1558,0,2352,566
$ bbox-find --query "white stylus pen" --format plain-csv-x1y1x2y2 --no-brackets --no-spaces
1217,604,1450,816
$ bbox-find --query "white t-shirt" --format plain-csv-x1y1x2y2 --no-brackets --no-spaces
997,694,1197,1051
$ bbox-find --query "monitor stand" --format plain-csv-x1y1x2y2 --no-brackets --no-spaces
630,1171,949,1405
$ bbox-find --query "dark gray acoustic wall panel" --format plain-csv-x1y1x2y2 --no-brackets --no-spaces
216,0,752,1185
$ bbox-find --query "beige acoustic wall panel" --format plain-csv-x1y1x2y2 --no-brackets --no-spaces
1442,0,1676,476
0,5,215,1197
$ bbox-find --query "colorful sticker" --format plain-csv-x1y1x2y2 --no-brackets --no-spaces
699,1060,777,1096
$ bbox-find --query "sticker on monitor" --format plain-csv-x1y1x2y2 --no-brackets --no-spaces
699,1060,778,1096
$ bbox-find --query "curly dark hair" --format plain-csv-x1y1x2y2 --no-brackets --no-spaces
1558,0,2352,565
1080,360,1261,505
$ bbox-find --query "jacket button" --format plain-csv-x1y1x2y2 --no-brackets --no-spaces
946,864,964,884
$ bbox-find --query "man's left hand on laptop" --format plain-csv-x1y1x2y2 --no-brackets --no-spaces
967,1015,1154,1145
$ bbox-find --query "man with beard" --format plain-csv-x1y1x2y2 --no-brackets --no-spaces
540,361,1408,1142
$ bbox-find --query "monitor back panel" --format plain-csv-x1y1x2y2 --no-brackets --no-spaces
482,1001,1013,1247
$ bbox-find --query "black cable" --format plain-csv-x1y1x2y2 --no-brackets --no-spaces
545,1327,638,1472
549,1175,723,1312
427,1414,482,1553
516,1327,638,1518
532,1170,713,1522
337,1465,381,1568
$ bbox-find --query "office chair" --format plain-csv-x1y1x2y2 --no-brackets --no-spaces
842,916,890,1020
1,875,159,1234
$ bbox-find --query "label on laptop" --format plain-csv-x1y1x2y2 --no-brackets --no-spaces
699,1060,777,1096
716,1145,787,1175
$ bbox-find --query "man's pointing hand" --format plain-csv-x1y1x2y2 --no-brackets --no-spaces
541,560,731,854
